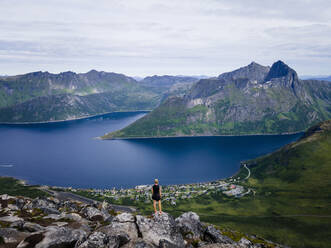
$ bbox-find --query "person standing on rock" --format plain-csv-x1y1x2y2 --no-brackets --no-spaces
152,179,162,214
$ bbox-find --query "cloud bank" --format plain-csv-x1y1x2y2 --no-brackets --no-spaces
0,0,330,76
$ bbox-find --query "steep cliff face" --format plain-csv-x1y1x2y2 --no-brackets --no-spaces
103,61,331,138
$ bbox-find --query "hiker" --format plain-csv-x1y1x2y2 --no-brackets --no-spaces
152,178,162,214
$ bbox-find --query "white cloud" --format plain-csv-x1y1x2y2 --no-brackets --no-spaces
0,0,330,76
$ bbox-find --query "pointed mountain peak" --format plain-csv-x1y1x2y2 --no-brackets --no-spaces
265,60,298,82
248,61,260,66
218,61,270,83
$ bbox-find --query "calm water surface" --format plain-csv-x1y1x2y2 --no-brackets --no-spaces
0,112,302,188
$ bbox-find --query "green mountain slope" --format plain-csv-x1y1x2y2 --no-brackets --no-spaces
243,120,331,193
103,61,331,138
0,70,161,123
130,120,330,247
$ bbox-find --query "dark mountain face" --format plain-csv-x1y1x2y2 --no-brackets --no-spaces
264,60,299,83
302,75,331,82
103,61,331,139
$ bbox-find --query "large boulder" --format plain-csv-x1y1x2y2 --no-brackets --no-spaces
76,231,128,248
204,226,234,244
8,203,19,211
175,212,204,240
0,215,24,223
32,198,57,209
0,227,29,244
113,212,135,222
122,238,156,248
100,201,114,222
61,200,81,212
47,197,60,206
24,198,60,215
17,233,45,248
18,226,87,248
43,214,62,221
238,238,253,246
159,239,182,248
101,200,113,212
136,213,185,247
10,220,25,229
40,206,60,215
16,198,26,210
63,212,85,222
0,194,11,208
81,206,104,221
76,231,111,248
98,212,138,241
23,222,45,232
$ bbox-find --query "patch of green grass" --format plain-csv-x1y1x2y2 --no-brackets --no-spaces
0,177,48,198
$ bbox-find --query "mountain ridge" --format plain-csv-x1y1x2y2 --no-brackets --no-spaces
0,71,206,123
0,70,161,123
103,61,331,139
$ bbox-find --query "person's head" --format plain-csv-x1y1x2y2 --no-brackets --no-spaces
154,179,159,185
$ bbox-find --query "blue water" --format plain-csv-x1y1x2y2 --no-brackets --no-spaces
0,112,302,189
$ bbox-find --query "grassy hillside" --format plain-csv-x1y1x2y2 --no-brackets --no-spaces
0,71,161,123
103,120,331,248
173,120,331,248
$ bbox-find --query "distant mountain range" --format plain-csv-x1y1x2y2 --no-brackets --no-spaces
139,75,201,101
0,71,197,123
300,75,331,81
103,61,331,138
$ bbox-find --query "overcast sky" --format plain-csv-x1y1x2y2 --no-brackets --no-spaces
0,0,331,77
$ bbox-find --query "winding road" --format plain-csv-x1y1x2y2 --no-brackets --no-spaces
243,164,251,180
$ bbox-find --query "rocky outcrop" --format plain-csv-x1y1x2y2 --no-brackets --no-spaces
136,213,185,247
98,212,138,241
18,226,87,248
0,228,30,244
76,231,112,248
81,206,104,221
175,211,204,240
0,194,283,248
204,226,234,244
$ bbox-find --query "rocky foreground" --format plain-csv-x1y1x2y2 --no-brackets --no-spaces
0,194,283,248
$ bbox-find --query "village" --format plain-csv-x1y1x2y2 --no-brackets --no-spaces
51,165,252,206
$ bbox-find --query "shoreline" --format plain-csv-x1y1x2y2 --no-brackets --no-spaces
102,130,304,140
0,110,151,125
1,166,244,191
